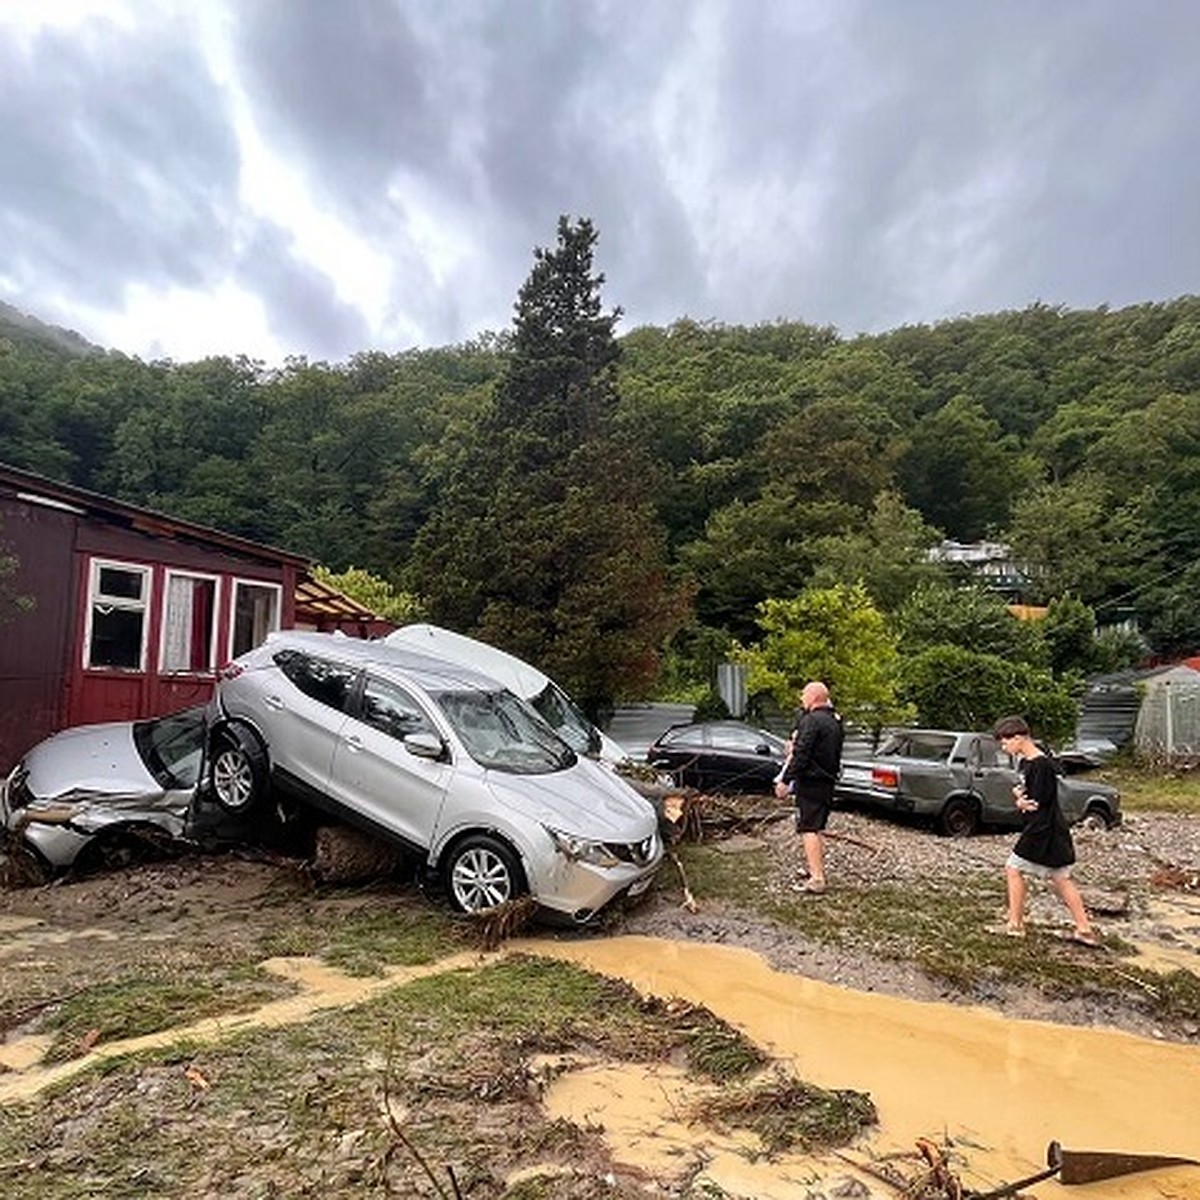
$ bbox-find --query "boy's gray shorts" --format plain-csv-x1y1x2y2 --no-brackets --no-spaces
1006,851,1071,880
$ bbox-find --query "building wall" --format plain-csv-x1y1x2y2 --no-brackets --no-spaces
0,495,76,773
1,486,299,771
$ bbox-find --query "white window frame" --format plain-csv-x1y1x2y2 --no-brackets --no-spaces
228,578,283,659
160,569,220,675
84,558,153,672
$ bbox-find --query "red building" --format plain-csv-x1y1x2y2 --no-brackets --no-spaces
0,462,390,771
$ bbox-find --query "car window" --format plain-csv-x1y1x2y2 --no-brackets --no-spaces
274,649,357,713
531,682,597,755
433,688,574,774
660,726,698,748
881,733,956,760
134,706,206,788
975,737,999,767
712,725,778,753
358,676,435,742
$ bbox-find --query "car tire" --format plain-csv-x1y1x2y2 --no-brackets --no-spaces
1079,804,1114,832
210,728,268,815
445,834,527,914
937,796,979,837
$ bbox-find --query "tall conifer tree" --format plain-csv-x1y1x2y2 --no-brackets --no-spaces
409,216,688,711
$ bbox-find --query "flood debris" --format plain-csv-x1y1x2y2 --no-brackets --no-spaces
688,1070,878,1154
463,894,539,951
307,824,406,884
1150,863,1200,891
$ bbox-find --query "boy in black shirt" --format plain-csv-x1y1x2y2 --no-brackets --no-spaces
993,715,1098,946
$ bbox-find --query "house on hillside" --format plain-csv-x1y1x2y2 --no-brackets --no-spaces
0,462,392,771
927,539,1032,598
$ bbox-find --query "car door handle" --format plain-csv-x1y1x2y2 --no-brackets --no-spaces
342,733,363,753
264,695,285,710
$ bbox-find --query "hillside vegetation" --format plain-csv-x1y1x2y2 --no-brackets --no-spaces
3,222,1198,723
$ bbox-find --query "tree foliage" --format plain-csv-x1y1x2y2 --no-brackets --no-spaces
5,271,1200,700
735,584,911,730
406,216,688,711
898,645,1078,744
311,565,423,624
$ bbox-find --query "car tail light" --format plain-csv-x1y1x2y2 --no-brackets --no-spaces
217,661,244,681
872,765,900,789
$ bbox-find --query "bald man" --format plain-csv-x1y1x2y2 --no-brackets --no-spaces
774,680,844,893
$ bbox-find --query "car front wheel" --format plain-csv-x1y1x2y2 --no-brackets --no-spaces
211,731,267,814
445,835,527,914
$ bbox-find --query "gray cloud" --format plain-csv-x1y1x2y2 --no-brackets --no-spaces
1,0,1198,361
0,16,239,306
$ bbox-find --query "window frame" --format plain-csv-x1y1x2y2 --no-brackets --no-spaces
83,558,153,672
229,578,282,660
159,569,220,675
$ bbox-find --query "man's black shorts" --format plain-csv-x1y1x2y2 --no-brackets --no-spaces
794,783,833,832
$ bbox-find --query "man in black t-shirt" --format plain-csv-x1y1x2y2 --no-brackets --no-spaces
775,681,843,894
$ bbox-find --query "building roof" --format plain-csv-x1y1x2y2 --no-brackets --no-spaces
295,575,388,625
0,460,309,567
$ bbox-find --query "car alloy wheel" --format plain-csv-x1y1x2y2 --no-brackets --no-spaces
211,735,263,814
446,835,525,914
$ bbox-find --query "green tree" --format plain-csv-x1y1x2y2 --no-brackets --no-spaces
895,583,1044,664
898,645,1078,744
408,216,689,711
896,394,1039,540
1004,473,1138,605
1040,595,1098,677
312,565,424,624
735,584,911,730
808,490,947,612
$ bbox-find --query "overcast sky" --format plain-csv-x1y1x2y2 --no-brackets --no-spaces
2,1,1198,365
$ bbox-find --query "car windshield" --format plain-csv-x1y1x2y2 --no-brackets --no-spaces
433,689,576,774
133,706,206,789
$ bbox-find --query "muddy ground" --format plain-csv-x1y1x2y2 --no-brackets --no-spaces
2,805,1198,1045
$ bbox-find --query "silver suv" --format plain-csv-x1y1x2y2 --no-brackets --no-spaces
206,631,662,922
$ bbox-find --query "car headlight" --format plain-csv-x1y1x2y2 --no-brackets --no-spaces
544,826,623,869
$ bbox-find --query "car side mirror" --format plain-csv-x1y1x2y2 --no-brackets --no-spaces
404,732,446,761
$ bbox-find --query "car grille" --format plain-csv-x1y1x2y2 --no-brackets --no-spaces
606,834,658,866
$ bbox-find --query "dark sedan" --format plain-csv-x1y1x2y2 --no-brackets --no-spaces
647,721,788,794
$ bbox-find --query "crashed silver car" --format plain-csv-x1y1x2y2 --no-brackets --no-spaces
1,706,205,877
207,631,662,922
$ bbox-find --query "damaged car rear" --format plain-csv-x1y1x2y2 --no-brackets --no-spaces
1,706,205,880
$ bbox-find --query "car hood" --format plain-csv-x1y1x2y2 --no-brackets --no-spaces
17,722,159,803
483,756,657,840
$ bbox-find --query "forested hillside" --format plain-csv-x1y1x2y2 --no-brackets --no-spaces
3,246,1199,728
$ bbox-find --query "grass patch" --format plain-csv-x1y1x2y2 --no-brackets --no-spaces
40,965,293,1063
1091,763,1200,814
0,954,776,1200
319,902,464,976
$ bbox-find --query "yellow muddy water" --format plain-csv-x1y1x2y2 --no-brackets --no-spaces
1,918,1198,1199
526,934,1200,1199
